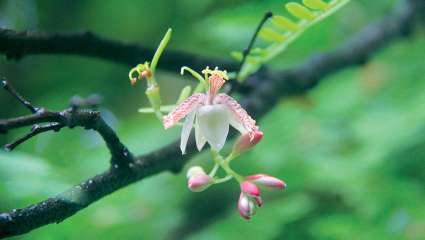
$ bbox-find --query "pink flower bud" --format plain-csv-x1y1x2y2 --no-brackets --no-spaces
187,174,213,192
233,131,263,155
186,166,213,192
246,174,287,189
186,166,206,179
254,195,263,207
240,181,261,197
238,193,256,220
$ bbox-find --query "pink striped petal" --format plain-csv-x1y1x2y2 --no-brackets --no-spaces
214,93,259,139
246,174,287,189
163,93,206,129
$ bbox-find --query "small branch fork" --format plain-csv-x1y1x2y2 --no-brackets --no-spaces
0,80,133,166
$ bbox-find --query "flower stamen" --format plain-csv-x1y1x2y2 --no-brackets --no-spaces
208,74,226,97
202,67,229,103
129,63,152,86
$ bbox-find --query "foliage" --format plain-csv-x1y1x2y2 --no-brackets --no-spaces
232,0,351,81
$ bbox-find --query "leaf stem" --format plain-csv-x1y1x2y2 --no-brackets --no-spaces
236,11,273,81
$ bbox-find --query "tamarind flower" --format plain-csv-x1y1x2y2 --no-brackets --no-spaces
163,67,261,154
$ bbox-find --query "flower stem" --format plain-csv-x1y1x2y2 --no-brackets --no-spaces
214,175,233,184
208,163,219,177
150,28,172,76
211,150,244,182
224,152,237,164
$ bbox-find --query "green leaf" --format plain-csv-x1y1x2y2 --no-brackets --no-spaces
246,56,261,65
236,0,351,82
259,27,286,43
303,0,330,10
285,2,316,20
271,15,299,31
230,51,243,61
250,48,269,57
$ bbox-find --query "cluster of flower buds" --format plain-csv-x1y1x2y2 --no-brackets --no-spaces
238,174,286,219
186,166,214,192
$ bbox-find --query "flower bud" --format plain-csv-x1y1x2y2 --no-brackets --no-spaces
146,85,162,112
232,130,263,155
186,166,206,179
186,166,213,192
240,181,260,197
238,193,256,220
246,174,287,189
188,174,213,192
254,195,263,207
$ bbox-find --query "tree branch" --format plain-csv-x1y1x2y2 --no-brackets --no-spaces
4,123,63,151
0,0,423,238
0,82,132,166
0,28,236,72
1,80,41,113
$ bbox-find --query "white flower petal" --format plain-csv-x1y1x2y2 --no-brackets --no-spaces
227,108,247,134
180,110,196,154
197,104,229,151
194,116,207,151
213,93,259,134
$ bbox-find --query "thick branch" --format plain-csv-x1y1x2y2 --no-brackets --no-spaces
0,0,423,238
0,28,236,72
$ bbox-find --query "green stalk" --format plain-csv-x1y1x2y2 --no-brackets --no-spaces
150,28,172,76
211,150,244,182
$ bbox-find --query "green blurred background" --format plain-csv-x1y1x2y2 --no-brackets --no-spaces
1,0,425,239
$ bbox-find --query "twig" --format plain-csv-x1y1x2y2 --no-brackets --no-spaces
236,11,273,80
0,81,132,166
2,79,40,113
4,123,63,151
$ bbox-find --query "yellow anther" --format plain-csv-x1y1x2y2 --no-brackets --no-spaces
129,62,152,86
202,67,229,81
